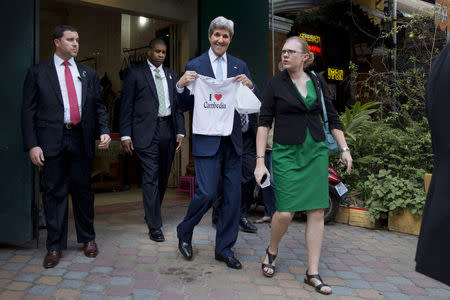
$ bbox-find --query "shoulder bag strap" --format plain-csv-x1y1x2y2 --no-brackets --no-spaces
310,71,330,131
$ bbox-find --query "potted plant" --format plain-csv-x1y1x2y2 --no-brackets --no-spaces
388,173,431,235
334,192,376,229
332,101,380,227
360,169,425,235
334,204,350,224
346,193,376,229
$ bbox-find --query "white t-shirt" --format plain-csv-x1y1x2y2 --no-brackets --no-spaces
187,75,239,136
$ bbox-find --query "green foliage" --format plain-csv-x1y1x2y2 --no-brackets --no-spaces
339,101,380,141
356,118,431,183
336,117,432,220
360,170,426,222
349,14,446,124
339,13,443,221
350,64,428,123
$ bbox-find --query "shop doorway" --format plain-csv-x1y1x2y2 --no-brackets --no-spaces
39,0,185,209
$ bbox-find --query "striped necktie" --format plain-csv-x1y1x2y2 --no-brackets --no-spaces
241,114,249,132
154,68,166,116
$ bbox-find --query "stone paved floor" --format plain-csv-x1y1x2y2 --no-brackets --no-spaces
1,188,449,300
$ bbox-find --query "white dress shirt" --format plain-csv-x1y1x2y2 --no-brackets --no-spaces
121,61,182,142
208,48,227,79
54,54,82,123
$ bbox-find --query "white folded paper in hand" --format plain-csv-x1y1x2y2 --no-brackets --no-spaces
261,176,271,188
235,83,261,114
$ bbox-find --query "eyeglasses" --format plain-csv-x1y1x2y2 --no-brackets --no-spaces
280,49,304,56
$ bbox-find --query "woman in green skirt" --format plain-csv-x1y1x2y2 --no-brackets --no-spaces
254,36,352,295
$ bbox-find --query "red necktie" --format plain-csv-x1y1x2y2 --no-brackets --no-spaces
63,61,80,124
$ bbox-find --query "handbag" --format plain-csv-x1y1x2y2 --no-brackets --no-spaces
311,71,340,154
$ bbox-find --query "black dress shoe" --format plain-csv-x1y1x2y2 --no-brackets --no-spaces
215,255,242,269
178,240,193,260
240,217,257,233
149,229,165,242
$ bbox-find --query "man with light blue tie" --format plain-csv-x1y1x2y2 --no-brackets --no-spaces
175,16,257,269
120,38,185,243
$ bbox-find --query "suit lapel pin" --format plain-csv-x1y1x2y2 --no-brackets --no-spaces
233,66,238,69
82,70,87,77
169,74,172,80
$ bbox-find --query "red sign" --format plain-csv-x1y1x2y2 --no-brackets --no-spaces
308,45,322,55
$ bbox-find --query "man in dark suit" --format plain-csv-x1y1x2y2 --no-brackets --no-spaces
120,38,185,242
212,112,258,234
21,25,111,268
175,16,257,269
239,112,258,233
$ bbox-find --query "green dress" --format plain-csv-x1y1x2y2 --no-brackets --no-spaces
272,80,329,212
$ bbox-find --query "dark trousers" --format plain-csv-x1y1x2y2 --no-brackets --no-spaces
212,180,256,221
212,180,254,220
261,149,276,217
135,119,175,230
42,128,94,251
177,137,241,257
213,130,255,220
240,130,256,217
240,181,254,218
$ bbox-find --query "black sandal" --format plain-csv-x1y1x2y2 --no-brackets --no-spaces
304,271,332,295
261,247,277,277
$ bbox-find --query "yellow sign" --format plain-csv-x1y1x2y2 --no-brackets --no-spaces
435,0,449,31
328,68,344,81
299,33,321,44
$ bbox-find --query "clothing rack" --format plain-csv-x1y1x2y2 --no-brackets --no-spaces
122,45,148,54
78,57,97,71
120,46,148,76
123,46,148,65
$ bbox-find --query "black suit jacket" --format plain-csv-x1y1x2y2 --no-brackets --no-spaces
21,58,110,158
259,69,342,145
241,113,258,183
120,63,185,149
242,113,258,156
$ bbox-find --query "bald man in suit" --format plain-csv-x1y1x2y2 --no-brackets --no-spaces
120,38,185,242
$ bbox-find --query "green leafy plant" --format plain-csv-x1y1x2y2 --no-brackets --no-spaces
339,101,380,141
334,117,432,219
360,169,425,222
337,13,442,221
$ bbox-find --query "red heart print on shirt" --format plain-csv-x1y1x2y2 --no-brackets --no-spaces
214,94,222,101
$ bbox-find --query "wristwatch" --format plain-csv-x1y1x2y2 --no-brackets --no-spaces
341,147,350,153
